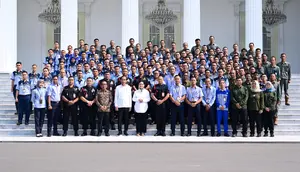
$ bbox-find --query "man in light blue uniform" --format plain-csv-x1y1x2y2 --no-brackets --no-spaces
164,66,177,90
92,68,102,88
31,79,47,137
82,63,93,80
169,75,186,136
202,78,216,136
16,71,31,125
11,62,23,115
74,70,85,89
47,75,62,137
29,64,41,114
185,76,203,137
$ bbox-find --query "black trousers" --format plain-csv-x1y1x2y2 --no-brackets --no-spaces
34,108,46,134
148,100,156,122
110,105,115,126
231,108,248,135
188,104,201,134
118,108,129,132
249,110,262,134
82,105,96,130
135,113,147,133
155,103,166,133
13,85,18,113
202,105,215,135
98,112,110,134
171,103,185,134
47,101,60,133
264,110,275,134
63,105,78,132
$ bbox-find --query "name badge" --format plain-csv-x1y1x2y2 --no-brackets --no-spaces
39,98,43,104
73,93,76,99
224,97,226,103
177,97,181,102
162,92,165,97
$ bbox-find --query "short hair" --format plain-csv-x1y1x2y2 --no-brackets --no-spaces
86,77,93,81
22,71,28,74
94,38,99,41
195,38,201,42
16,62,22,65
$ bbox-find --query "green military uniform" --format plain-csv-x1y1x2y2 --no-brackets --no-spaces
262,61,271,68
263,90,277,136
231,85,249,136
228,78,236,91
243,81,251,91
248,91,264,111
266,65,281,81
277,61,291,105
248,90,264,136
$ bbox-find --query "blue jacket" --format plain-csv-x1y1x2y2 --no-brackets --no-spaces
216,88,230,111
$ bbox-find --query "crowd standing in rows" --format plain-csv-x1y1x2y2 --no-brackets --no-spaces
11,36,291,137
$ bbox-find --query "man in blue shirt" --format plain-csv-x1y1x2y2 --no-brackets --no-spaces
11,62,23,115
74,70,85,89
185,76,203,136
29,64,41,114
202,78,216,136
169,75,186,136
15,71,31,125
216,79,230,137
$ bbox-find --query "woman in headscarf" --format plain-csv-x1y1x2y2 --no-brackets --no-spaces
247,80,264,137
263,81,277,137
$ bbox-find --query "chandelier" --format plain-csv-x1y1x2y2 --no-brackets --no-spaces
263,0,287,28
38,0,61,28
145,0,178,28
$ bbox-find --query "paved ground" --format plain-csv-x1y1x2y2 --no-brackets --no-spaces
0,143,299,172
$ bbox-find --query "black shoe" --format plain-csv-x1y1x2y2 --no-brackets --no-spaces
111,125,116,130
124,132,128,136
181,133,185,137
250,134,255,137
257,133,261,137
243,134,248,137
224,133,230,137
216,133,221,137
211,133,215,137
47,133,51,137
53,132,61,136
161,132,166,137
14,112,18,115
16,122,22,126
170,133,175,136
97,132,102,136
90,130,96,136
201,133,208,136
81,132,87,136
62,132,67,137
232,134,237,137
263,133,268,137
25,122,29,125
197,133,201,137
74,131,79,136
154,132,160,136
105,133,110,137
270,133,274,137
117,132,122,136
187,133,191,137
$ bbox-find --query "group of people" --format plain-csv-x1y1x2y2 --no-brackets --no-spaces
11,36,291,138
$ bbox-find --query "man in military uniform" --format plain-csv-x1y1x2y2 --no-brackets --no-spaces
277,53,291,105
11,62,23,115
243,73,252,91
266,56,281,81
15,71,31,125
80,77,97,136
151,76,169,136
231,77,249,137
270,73,281,125
61,76,80,136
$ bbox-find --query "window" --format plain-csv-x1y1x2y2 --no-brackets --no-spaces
149,25,175,48
53,20,80,44
263,27,271,57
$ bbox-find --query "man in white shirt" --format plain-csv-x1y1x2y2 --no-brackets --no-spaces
115,76,132,136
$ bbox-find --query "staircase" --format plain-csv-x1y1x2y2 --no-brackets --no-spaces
0,73,300,136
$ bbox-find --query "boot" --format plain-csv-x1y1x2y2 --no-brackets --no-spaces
285,96,290,106
274,117,278,125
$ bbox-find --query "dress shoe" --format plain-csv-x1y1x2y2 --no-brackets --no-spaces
47,132,51,137
74,131,79,136
25,122,29,126
257,133,261,137
161,132,166,137
53,132,61,136
36,134,40,137
124,132,129,136
211,134,215,137
181,133,185,137
270,133,274,137
117,132,122,136
197,133,201,137
40,134,43,137
154,132,160,136
250,134,255,137
111,125,116,130
16,122,22,126
90,130,96,136
224,133,230,137
263,133,268,137
136,133,140,136
187,133,191,137
81,132,87,136
97,132,102,136
105,133,110,137
141,133,145,136
14,112,18,115
216,133,221,137
232,134,237,137
62,132,67,137
242,134,248,137
170,133,175,136
201,133,208,136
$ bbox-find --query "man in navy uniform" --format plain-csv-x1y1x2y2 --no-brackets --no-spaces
11,62,23,115
15,71,31,125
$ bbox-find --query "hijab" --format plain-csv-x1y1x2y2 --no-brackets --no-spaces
251,80,262,93
265,81,276,92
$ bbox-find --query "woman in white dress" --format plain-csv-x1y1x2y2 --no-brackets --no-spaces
132,81,151,136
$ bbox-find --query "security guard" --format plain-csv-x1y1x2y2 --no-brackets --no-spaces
231,77,249,137
15,71,31,125
185,76,203,136
151,76,169,136
61,76,80,136
11,62,23,115
169,75,186,136
80,77,97,136
277,53,291,105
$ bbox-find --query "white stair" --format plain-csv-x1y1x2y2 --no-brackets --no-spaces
0,73,300,136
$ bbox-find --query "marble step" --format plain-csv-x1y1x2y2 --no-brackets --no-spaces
0,128,299,136
278,119,300,124
278,114,300,120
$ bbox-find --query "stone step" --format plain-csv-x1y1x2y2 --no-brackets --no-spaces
0,128,298,136
278,119,300,124
278,114,300,120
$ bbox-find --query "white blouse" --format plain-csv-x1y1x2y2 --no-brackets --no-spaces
132,89,151,113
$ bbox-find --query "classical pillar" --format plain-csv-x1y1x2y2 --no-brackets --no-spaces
183,0,201,49
61,0,78,50
245,0,263,51
122,0,139,55
84,2,92,44
0,0,17,73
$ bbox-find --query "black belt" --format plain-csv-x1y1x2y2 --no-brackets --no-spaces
190,101,196,103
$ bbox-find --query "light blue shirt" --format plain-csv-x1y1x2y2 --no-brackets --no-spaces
82,70,93,80
31,87,47,108
170,84,186,103
58,76,68,87
202,85,216,107
75,78,85,89
47,84,62,102
186,86,203,102
16,80,31,95
10,70,23,86
92,77,102,88
164,74,177,90
111,73,122,83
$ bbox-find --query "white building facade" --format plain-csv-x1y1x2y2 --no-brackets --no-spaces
0,0,299,72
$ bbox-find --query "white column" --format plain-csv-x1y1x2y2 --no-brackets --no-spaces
84,2,92,44
233,1,242,45
61,0,78,51
245,0,263,51
277,1,286,55
183,0,201,49
122,0,139,55
0,0,17,73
